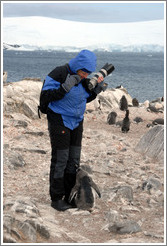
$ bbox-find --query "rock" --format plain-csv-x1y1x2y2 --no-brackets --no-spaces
64,232,91,243
5,84,14,97
3,81,164,243
26,220,50,239
22,77,42,81
7,113,32,123
147,102,164,113
154,102,163,110
17,221,37,242
3,80,42,119
115,120,123,127
3,234,17,243
108,220,142,234
22,99,39,118
133,117,143,123
3,197,50,243
94,98,101,110
142,177,162,191
13,120,28,128
135,125,164,161
113,186,133,204
143,100,149,108
87,87,133,111
3,149,26,169
104,209,120,224
11,147,47,154
24,131,44,136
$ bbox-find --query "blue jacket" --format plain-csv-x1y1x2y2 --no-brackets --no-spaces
42,50,97,130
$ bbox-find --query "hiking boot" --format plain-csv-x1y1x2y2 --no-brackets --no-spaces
51,200,72,211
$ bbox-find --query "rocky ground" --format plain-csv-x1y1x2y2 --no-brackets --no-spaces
3,80,165,244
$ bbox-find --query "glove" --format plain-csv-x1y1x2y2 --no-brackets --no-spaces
93,82,108,94
62,74,81,92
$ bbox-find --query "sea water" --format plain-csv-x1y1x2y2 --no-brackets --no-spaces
3,50,164,102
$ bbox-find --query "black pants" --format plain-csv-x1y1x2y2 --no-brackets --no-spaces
47,109,83,202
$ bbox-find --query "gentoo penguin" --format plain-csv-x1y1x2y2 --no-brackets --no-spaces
107,111,117,125
69,168,101,211
121,109,130,133
133,117,143,124
152,118,164,125
132,98,139,107
147,105,160,113
116,85,123,89
120,95,128,111
146,118,164,128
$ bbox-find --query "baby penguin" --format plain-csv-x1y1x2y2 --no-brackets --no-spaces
107,111,117,125
69,167,101,211
121,109,130,133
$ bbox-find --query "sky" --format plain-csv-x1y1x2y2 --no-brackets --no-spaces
2,1,165,23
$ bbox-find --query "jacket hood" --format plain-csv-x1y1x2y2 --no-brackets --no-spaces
69,49,97,74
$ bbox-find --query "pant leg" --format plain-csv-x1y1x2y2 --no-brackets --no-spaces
47,110,71,201
64,120,83,202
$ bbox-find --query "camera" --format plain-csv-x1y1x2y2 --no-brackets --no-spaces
88,63,115,91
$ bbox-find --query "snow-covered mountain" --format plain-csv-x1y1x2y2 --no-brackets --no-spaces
3,16,164,52
3,42,163,53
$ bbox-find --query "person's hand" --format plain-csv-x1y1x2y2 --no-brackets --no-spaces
62,74,81,92
97,76,104,83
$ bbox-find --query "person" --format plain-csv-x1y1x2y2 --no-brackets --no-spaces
41,49,104,211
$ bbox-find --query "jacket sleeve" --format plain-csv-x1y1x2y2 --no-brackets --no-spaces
86,92,97,103
81,78,97,103
40,66,68,105
40,86,66,105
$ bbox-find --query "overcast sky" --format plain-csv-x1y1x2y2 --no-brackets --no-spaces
3,1,164,23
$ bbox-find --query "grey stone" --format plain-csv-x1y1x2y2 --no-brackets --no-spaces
17,221,37,242
105,209,120,224
11,147,47,154
13,120,28,128
3,149,26,168
108,220,142,234
142,177,162,191
24,131,44,136
112,185,134,204
135,125,164,161
26,219,50,239
3,234,17,243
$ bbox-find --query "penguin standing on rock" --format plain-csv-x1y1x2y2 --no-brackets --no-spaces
121,109,130,133
120,95,128,111
132,98,139,107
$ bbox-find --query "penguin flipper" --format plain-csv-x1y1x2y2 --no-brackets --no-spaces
69,186,78,203
90,180,101,198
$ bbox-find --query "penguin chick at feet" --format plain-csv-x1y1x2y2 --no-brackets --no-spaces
69,168,101,211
